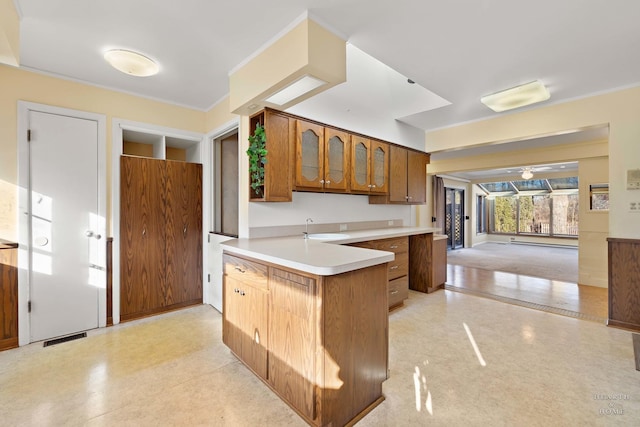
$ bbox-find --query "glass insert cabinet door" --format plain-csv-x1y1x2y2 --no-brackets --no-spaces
324,128,350,192
351,137,370,192
369,140,388,193
296,120,324,188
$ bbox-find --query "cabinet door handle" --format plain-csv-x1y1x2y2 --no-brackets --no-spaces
390,265,399,270
142,229,146,236
320,179,325,184
389,245,399,249
390,290,399,295
325,180,330,185
235,267,246,273
183,226,187,235
371,184,377,188
234,288,239,293
240,290,245,296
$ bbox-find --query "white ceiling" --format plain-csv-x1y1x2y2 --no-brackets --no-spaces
13,0,640,133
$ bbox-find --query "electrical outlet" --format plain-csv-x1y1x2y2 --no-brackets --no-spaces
388,220,394,226
339,224,348,231
630,201,640,213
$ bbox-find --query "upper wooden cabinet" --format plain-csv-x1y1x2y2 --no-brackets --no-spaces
295,120,350,193
249,108,429,202
350,136,388,194
249,109,293,202
370,145,429,205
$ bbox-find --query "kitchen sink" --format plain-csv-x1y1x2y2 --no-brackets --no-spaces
306,233,350,240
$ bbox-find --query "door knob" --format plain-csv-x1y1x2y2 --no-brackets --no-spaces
85,230,94,237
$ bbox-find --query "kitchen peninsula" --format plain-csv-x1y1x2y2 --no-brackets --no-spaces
220,226,442,426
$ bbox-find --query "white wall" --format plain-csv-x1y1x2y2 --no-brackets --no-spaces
248,191,414,229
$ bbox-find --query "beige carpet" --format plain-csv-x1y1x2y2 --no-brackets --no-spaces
447,242,578,283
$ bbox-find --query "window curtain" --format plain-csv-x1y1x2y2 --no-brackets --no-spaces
433,176,445,233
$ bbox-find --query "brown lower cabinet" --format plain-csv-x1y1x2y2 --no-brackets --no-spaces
120,156,202,321
0,243,19,351
222,253,388,427
349,236,409,309
607,237,640,331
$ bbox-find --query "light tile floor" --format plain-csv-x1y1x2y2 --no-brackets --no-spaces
1,291,638,426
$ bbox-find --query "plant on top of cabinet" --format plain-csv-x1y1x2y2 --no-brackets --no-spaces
248,109,293,202
247,123,267,197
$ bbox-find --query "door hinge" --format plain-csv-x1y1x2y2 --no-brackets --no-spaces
207,274,211,283
27,129,31,142
28,300,32,313
207,234,210,243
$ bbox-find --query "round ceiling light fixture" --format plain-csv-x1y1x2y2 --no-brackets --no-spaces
104,49,159,77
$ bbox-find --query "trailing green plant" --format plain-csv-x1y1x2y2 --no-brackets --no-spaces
247,123,268,197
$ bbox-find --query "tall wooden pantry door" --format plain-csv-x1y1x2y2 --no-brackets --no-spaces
165,160,203,306
120,156,202,321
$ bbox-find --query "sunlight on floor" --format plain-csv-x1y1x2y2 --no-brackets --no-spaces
413,364,433,415
463,322,486,366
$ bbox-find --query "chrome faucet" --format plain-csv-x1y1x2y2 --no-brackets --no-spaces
304,218,313,239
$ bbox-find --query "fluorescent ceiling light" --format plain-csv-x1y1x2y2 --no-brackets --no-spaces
104,49,159,77
481,80,550,112
521,168,534,179
265,75,326,106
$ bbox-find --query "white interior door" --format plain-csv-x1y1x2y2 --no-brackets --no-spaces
28,110,101,342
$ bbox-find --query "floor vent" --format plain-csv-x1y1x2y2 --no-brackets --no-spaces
43,332,87,347
444,284,606,324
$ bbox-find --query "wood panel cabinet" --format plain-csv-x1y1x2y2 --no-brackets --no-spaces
249,109,293,201
370,145,429,205
0,243,18,351
269,267,316,419
409,233,447,294
350,136,389,194
223,254,269,378
350,236,409,309
222,253,388,426
607,237,640,331
120,156,202,321
295,120,350,193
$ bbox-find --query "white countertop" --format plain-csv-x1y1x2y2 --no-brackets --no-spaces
220,226,441,276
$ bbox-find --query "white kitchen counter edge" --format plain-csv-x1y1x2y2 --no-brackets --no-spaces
220,226,441,276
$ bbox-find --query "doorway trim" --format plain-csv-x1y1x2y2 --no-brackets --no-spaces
17,101,107,346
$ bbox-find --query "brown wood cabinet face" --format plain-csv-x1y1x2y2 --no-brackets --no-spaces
409,233,445,294
165,161,203,305
295,120,325,190
350,136,371,193
223,255,269,378
322,264,388,426
608,238,640,331
350,237,409,308
269,268,316,420
0,247,18,351
389,145,409,202
120,156,202,321
249,110,292,202
381,146,428,204
120,156,167,318
370,140,389,194
324,128,350,192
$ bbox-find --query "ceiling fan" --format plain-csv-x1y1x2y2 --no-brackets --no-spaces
520,166,552,179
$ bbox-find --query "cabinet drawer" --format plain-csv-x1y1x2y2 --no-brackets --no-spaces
353,236,408,254
388,276,409,308
388,251,408,280
223,254,268,290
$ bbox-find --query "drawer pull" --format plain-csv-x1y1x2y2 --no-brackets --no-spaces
390,290,399,295
240,290,246,296
390,265,399,270
234,267,246,273
389,245,399,249
234,288,240,293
